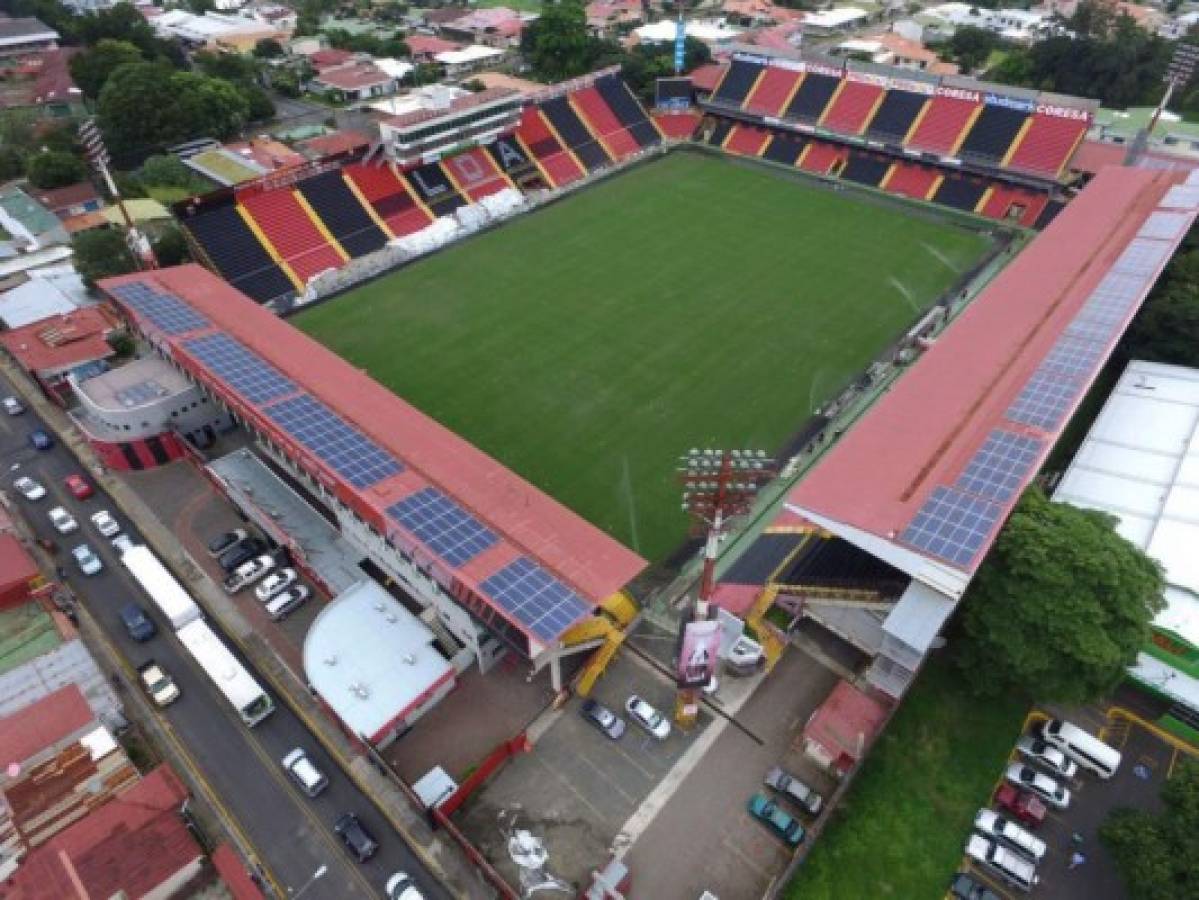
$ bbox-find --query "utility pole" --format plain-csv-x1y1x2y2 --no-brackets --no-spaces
673,448,775,728
78,118,158,270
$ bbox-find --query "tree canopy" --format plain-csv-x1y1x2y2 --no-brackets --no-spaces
1100,759,1199,900
520,0,621,82
68,39,143,99
71,228,137,288
25,150,87,188
621,37,712,100
954,487,1164,704
940,26,999,74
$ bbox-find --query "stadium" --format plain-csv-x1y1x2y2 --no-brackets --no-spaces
98,48,1192,724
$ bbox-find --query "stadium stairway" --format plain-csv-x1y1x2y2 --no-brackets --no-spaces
405,160,468,218
957,103,1030,163
744,585,788,673
515,105,586,188
743,65,803,118
183,203,299,303
440,147,512,201
566,590,638,697
595,75,663,148
343,162,434,237
820,79,885,135
1005,112,1089,178
865,89,929,144
905,95,979,155
783,72,840,123
572,86,642,160
239,189,347,283
296,169,389,259
540,95,612,172
710,57,764,108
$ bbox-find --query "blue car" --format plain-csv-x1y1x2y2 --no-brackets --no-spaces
748,793,805,846
119,603,157,642
28,429,52,451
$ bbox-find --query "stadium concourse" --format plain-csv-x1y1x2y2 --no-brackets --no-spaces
99,265,646,688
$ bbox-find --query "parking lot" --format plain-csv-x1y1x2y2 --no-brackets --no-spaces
956,698,1196,900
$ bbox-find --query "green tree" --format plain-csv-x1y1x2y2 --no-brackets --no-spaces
152,224,192,267
621,36,711,100
954,487,1164,703
521,0,614,82
942,26,999,73
253,38,285,59
25,150,87,188
68,39,144,99
1123,284,1199,367
1100,759,1199,900
72,227,137,288
0,146,25,181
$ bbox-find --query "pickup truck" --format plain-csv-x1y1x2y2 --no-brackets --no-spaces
138,661,181,707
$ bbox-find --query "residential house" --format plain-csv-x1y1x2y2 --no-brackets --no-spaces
586,0,644,38
435,45,507,78
801,6,872,35
310,59,397,102
0,306,121,405
29,182,101,221
151,10,287,53
406,34,464,63
439,7,528,49
0,19,58,59
0,48,83,121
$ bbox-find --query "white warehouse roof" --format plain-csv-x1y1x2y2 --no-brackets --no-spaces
1054,359,1199,647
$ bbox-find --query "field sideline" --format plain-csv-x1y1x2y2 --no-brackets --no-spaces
296,152,993,562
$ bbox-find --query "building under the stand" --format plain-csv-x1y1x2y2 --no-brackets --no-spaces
1054,359,1199,736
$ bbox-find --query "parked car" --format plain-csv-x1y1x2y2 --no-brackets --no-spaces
71,544,102,576
948,872,1001,900
282,748,328,797
138,661,180,707
112,534,136,554
29,429,53,451
1005,763,1070,809
1015,735,1078,780
764,766,823,816
90,510,120,538
64,474,93,500
973,808,1046,863
2,396,24,415
333,813,378,862
13,476,45,500
993,783,1046,829
965,834,1039,892
385,873,424,900
255,568,298,603
49,506,78,534
265,584,309,621
625,694,670,740
207,528,248,557
218,538,266,572
747,793,804,846
725,635,765,676
223,554,274,593
118,603,156,642
580,699,625,740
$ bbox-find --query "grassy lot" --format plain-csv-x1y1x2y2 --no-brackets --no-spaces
296,152,992,561
785,655,1028,899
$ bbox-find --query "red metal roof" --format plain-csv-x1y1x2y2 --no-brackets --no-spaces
211,843,267,900
0,684,92,767
100,266,647,636
0,534,39,596
786,166,1187,588
0,306,118,375
802,679,889,768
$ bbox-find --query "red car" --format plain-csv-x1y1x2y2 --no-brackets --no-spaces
64,474,94,500
993,783,1047,829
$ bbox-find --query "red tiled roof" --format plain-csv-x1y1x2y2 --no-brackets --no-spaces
314,61,393,91
406,34,463,55
0,534,39,595
6,765,202,900
299,129,371,159
786,167,1185,587
0,685,92,768
101,265,647,629
309,48,353,70
30,180,98,212
0,306,119,375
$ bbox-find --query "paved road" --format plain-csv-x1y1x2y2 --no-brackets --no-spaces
0,380,447,900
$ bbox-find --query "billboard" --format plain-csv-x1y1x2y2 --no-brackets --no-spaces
677,619,722,688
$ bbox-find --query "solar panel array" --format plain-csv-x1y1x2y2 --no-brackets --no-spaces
1160,184,1199,209
955,429,1044,503
900,486,1003,567
265,394,402,488
480,557,592,644
1139,210,1190,242
182,333,298,405
387,487,498,567
110,283,209,335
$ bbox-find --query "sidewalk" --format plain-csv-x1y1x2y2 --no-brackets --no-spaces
0,352,491,900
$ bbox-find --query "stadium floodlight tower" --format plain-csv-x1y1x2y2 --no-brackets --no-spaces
78,118,157,270
674,448,775,727
1131,42,1199,164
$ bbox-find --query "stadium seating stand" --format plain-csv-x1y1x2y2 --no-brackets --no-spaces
239,189,346,282
820,80,884,134
905,95,979,155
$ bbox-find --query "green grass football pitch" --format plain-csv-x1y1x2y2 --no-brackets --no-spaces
295,151,994,562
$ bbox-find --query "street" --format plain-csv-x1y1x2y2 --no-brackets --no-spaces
0,372,448,900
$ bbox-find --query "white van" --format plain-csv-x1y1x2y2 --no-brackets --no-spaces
1040,718,1122,779
965,834,1039,892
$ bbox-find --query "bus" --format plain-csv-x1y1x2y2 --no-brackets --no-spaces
175,619,275,727
120,546,202,631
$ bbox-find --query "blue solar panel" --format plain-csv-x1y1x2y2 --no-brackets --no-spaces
182,333,297,405
955,429,1044,503
388,487,498,567
901,486,1003,567
480,557,592,643
265,394,402,488
110,282,209,335
1006,372,1080,431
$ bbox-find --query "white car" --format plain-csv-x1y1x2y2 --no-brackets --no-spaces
624,694,671,740
1005,762,1071,809
90,510,120,538
13,476,46,500
49,506,78,534
71,543,102,576
223,554,275,593
255,567,298,603
1015,735,1078,780
974,808,1046,863
2,396,24,415
385,872,425,900
965,834,1039,892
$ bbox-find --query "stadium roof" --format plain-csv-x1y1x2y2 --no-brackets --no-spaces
100,266,647,648
786,165,1197,599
